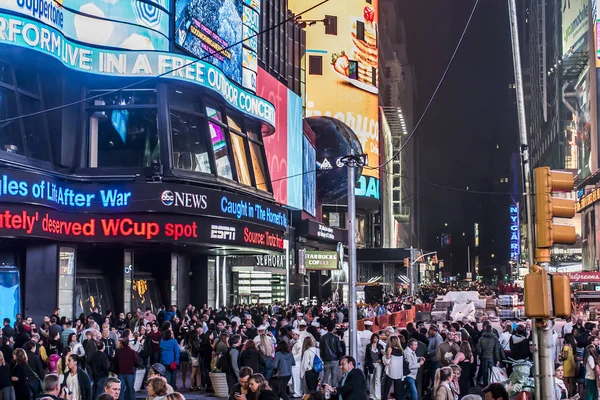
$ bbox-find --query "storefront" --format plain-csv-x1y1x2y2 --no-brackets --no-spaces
292,217,346,302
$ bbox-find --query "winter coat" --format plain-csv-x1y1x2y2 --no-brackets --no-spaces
477,332,501,361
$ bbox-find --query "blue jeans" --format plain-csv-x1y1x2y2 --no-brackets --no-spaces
405,377,418,400
93,377,106,400
164,366,177,389
118,374,135,400
480,358,495,387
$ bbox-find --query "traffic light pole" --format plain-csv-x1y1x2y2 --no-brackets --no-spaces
507,1,544,399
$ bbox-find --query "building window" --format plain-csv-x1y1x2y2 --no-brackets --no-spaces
170,89,212,173
0,60,51,162
58,247,76,319
309,55,323,75
249,140,268,191
325,15,337,35
87,89,159,168
356,21,365,41
372,66,377,86
207,116,234,180
230,132,252,186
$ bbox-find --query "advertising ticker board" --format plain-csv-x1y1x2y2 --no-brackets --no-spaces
0,169,288,230
0,203,285,251
0,13,275,128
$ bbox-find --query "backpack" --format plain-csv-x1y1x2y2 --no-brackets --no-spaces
216,348,232,373
312,351,323,373
47,353,60,373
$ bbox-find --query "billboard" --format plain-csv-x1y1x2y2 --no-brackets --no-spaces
304,250,339,270
258,68,303,209
509,204,519,262
582,206,597,271
575,67,594,179
0,12,275,128
303,136,317,216
289,0,380,200
0,0,170,50
563,0,588,60
174,0,259,91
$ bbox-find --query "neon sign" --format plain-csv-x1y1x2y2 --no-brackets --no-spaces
510,204,519,262
0,169,288,230
0,13,275,127
0,204,285,251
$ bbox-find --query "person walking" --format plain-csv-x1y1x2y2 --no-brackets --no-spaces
453,341,474,399
476,325,501,387
364,333,384,400
273,341,295,400
319,322,342,387
62,354,92,400
300,337,320,392
560,333,576,395
160,329,180,390
89,341,109,400
584,344,597,400
113,338,140,400
381,335,405,400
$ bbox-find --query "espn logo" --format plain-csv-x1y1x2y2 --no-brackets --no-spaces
210,225,236,240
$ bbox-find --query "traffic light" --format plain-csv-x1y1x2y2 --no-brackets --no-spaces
552,274,572,318
524,265,552,318
404,257,409,268
533,167,577,261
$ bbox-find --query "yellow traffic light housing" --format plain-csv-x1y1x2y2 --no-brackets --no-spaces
524,265,552,318
552,274,572,318
533,167,577,261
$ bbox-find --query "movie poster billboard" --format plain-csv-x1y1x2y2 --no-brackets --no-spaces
563,0,588,61
582,206,597,271
289,0,380,200
575,67,594,179
175,0,260,91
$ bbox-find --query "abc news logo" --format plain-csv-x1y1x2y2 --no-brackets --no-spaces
210,225,236,240
161,190,208,209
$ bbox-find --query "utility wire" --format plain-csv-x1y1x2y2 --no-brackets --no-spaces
0,0,330,125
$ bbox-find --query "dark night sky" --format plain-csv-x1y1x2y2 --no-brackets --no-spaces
402,0,521,273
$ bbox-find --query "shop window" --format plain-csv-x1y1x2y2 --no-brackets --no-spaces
171,110,212,173
75,276,114,317
87,89,159,168
0,60,51,162
249,142,268,191
208,120,234,179
58,248,75,319
230,133,252,186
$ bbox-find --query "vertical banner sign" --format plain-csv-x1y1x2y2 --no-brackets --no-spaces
510,203,520,262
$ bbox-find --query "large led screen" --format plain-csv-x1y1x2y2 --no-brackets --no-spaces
289,0,380,200
0,0,170,50
303,136,316,216
175,0,260,91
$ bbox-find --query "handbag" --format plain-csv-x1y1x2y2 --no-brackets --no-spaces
25,364,43,391
490,366,509,383
190,356,200,367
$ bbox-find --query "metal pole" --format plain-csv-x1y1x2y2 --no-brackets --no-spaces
467,246,471,277
347,160,358,360
408,246,413,296
507,1,543,398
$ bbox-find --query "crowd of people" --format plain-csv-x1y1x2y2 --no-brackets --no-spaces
0,295,591,400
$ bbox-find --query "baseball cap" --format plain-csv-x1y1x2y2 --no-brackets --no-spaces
151,363,167,376
298,320,307,326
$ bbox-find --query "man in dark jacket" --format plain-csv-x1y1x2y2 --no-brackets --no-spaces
323,356,367,400
320,322,342,386
477,325,502,386
509,325,532,360
2,318,15,339
114,339,140,400
24,340,45,399
90,341,110,400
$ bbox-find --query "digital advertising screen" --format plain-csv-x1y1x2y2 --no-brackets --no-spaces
0,0,170,50
290,0,380,200
175,0,260,91
302,136,316,216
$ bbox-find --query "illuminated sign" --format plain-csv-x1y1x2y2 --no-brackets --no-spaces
291,0,380,199
510,204,520,262
0,169,288,229
304,250,339,270
174,0,260,91
0,13,275,127
474,223,479,247
0,204,285,251
1,0,170,50
301,219,345,243
576,186,600,212
243,226,284,249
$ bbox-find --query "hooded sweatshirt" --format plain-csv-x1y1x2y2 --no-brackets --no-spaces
509,333,531,360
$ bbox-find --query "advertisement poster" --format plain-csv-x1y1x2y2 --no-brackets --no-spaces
0,270,19,325
575,67,593,179
258,68,303,209
562,0,588,60
0,0,170,50
303,136,316,216
289,0,380,200
582,207,597,271
175,0,259,91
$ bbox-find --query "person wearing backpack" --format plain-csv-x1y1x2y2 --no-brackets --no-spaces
300,336,321,392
